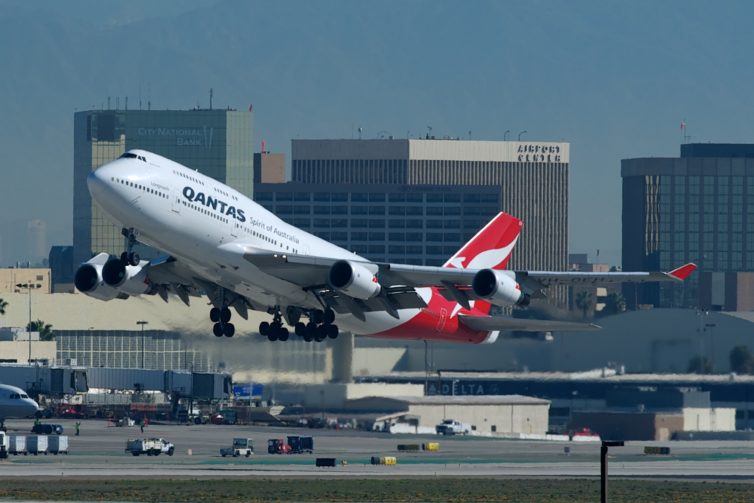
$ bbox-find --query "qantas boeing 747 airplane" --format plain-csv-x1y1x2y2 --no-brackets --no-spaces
75,150,696,344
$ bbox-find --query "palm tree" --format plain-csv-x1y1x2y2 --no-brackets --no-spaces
0,298,7,316
27,319,54,341
574,291,594,320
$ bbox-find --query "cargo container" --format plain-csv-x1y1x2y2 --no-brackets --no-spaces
27,435,48,455
9,435,26,455
0,432,7,459
48,435,69,454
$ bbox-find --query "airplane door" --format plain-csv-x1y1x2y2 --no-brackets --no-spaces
231,221,238,238
171,186,181,214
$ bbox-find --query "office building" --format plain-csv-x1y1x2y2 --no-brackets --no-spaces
622,143,754,308
73,108,254,266
255,139,569,278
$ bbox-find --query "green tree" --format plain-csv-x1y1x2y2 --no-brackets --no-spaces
27,319,54,341
600,293,627,316
730,345,754,374
574,291,593,320
688,355,713,374
0,298,7,315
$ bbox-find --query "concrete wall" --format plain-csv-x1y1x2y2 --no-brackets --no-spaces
409,403,549,435
0,341,56,364
682,407,736,431
0,268,51,294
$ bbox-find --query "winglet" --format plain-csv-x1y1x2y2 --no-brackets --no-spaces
668,263,697,281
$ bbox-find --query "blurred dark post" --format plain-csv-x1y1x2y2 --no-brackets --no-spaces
601,440,624,503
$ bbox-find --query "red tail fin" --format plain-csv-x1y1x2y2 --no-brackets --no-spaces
443,212,523,270
443,212,523,315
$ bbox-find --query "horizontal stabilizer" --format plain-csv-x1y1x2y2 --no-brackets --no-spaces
458,314,600,332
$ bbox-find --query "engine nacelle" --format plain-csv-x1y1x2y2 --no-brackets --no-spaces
472,269,530,307
328,260,381,300
102,258,152,296
74,254,121,301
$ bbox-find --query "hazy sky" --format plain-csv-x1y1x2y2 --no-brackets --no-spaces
1,0,753,266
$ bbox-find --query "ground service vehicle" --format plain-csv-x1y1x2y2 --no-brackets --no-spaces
287,435,314,454
435,419,471,435
220,437,253,457
31,423,64,435
125,438,175,456
267,438,292,454
0,431,7,458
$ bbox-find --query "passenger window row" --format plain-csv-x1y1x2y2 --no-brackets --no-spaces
111,177,168,199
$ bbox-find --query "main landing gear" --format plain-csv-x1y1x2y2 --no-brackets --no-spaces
120,228,140,266
258,310,289,342
210,306,235,338
259,308,339,343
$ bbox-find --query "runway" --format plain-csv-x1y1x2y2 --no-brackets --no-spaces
2,419,754,480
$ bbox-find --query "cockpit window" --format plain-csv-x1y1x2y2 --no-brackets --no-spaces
119,153,148,163
10,393,19,399
20,393,29,399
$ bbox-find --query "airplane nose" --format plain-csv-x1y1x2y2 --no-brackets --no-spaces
87,167,106,198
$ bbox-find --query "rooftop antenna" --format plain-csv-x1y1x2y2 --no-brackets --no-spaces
116,96,120,110
125,96,128,111
681,119,690,144
107,96,111,109
209,88,213,110
504,129,510,141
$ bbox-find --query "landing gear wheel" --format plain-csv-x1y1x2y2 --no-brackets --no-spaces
323,308,335,325
315,325,327,342
259,322,270,336
327,324,339,339
210,307,221,323
120,252,129,265
213,324,224,337
295,322,306,337
267,330,279,342
278,328,289,342
220,307,232,323
312,310,324,325
223,323,235,338
129,252,140,266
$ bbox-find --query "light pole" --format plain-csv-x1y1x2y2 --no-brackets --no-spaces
15,282,40,365
517,130,527,141
136,320,148,369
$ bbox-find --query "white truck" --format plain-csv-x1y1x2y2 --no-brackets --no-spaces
435,419,471,435
220,437,254,457
0,431,7,459
125,438,175,457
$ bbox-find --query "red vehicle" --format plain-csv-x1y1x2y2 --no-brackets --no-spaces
267,438,292,454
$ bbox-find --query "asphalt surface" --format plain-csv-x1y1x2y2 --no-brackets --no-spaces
2,418,754,480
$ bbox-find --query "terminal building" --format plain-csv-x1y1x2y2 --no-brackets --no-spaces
72,107,254,270
622,143,754,308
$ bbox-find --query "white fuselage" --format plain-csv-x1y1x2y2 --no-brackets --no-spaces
0,384,39,421
87,150,420,334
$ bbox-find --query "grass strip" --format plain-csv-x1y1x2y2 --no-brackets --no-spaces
1,478,754,502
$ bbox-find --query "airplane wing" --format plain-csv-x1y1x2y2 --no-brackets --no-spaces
458,314,600,332
243,248,696,312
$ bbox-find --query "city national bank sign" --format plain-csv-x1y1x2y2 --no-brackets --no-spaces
137,126,214,148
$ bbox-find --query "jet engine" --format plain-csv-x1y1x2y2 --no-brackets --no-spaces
74,253,121,301
102,257,152,296
328,260,381,300
472,269,530,307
